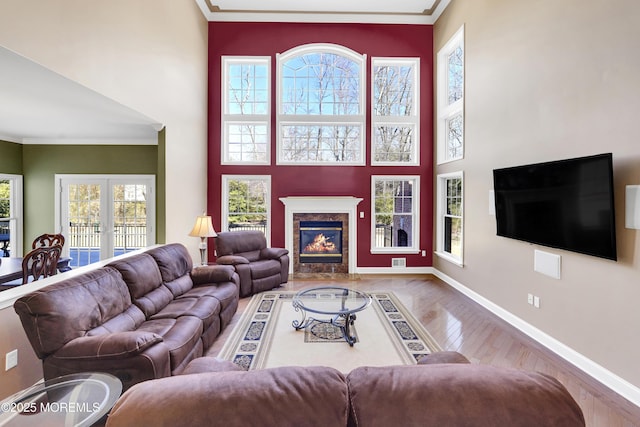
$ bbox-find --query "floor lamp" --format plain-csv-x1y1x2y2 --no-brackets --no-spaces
188,214,217,266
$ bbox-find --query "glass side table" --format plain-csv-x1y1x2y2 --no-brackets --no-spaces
0,372,122,427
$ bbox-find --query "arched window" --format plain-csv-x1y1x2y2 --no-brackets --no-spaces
277,43,366,165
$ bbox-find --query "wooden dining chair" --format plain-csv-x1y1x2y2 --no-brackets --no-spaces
32,233,65,249
21,245,62,285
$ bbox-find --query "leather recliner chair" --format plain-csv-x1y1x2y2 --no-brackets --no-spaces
214,230,289,297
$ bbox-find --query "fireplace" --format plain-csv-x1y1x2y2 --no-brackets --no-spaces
299,221,343,264
280,196,363,275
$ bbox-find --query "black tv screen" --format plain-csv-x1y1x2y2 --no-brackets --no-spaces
493,153,617,261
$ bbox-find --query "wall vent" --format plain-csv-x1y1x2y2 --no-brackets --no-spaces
391,258,406,268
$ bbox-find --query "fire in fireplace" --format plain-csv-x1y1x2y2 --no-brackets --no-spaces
299,221,343,263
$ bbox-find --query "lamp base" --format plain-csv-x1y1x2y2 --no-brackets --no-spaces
198,238,208,266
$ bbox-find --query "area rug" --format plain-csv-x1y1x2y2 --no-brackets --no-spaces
218,290,442,373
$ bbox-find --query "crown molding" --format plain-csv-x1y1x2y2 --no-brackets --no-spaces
196,0,450,25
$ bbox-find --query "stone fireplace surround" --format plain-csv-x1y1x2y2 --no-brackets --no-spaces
280,196,363,275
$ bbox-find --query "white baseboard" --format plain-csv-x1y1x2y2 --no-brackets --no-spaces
356,266,435,275
432,269,640,408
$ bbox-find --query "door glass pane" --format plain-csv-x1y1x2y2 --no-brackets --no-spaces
0,179,10,257
67,184,101,268
112,184,148,256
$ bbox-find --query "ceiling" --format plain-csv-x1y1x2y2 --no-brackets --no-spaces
196,0,451,24
1,1,448,147
0,46,161,146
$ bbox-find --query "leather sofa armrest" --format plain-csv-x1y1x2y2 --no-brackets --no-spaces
216,255,250,265
54,332,163,360
191,264,236,285
260,247,289,260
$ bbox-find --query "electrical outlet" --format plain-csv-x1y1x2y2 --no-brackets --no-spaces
533,296,541,308
527,293,534,305
5,349,17,371
421,250,426,257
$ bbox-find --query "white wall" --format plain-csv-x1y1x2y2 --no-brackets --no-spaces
0,0,209,260
434,0,640,393
0,0,208,397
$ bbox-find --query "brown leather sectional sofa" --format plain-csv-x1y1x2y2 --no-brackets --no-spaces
13,243,240,391
105,353,586,427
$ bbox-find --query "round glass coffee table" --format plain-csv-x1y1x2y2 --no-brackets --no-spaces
292,286,372,346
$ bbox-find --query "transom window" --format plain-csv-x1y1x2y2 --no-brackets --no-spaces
221,57,271,164
372,58,420,165
437,26,464,164
371,176,420,253
221,175,271,244
277,44,366,165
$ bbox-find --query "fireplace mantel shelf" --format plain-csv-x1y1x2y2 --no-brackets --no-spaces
280,196,363,274
279,196,363,210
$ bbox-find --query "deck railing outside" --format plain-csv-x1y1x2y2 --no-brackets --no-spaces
68,223,147,250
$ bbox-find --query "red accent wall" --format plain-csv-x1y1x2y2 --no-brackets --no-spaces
207,22,434,268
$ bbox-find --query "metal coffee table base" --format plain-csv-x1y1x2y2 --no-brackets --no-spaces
293,311,358,346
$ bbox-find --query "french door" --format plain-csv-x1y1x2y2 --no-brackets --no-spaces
0,174,23,258
56,175,155,268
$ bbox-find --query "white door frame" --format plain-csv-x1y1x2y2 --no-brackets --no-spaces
55,174,156,261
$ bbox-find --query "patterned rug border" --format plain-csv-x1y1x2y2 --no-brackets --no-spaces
219,290,442,371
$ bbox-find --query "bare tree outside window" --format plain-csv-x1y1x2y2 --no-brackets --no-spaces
223,58,270,164
372,59,419,165
278,45,365,165
437,26,464,164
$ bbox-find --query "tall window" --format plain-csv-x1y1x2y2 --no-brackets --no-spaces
371,176,420,253
436,172,463,265
371,58,420,165
222,175,271,244
277,44,366,165
0,174,23,258
437,26,464,164
222,57,271,164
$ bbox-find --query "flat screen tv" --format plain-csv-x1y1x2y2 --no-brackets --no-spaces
493,153,617,261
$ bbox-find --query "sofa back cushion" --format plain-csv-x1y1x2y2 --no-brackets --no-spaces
146,243,194,297
108,253,171,317
106,366,349,427
346,364,585,427
214,231,266,262
14,266,141,358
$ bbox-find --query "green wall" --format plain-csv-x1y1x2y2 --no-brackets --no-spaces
156,129,166,244
0,140,23,174
16,144,164,252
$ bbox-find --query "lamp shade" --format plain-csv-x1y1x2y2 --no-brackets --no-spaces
188,215,217,238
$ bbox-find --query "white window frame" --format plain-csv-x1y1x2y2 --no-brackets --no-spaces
370,175,420,254
221,56,271,165
435,171,464,266
276,43,366,166
0,174,23,258
436,25,465,165
371,57,420,166
221,175,272,246
55,174,156,261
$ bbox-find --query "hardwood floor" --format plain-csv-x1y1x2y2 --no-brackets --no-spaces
207,274,640,427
